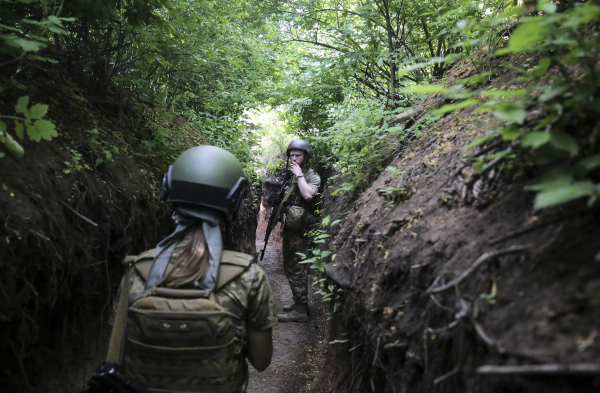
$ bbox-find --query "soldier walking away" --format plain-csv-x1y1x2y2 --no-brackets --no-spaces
277,139,321,323
97,146,277,393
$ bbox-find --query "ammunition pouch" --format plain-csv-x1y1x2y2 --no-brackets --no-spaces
284,205,307,232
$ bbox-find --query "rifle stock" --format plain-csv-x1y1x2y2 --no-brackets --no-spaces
80,363,151,393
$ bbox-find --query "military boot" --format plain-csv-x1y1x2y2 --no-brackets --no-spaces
277,304,309,322
282,303,311,314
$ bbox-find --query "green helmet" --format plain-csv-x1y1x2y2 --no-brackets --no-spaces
287,139,313,159
160,145,248,215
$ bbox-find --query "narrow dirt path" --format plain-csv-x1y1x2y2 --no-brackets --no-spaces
246,207,326,392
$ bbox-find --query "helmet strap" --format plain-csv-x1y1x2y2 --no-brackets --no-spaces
226,177,249,214
159,165,173,201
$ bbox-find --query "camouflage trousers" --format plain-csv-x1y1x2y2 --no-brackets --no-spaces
282,227,309,304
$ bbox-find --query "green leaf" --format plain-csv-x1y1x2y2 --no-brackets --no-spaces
433,99,479,115
528,57,551,78
496,17,550,55
47,25,68,35
538,1,557,14
578,154,600,172
29,103,48,120
481,89,527,98
47,15,61,24
3,36,44,52
492,102,526,124
28,55,58,63
397,62,430,78
500,125,521,141
26,123,41,142
563,4,600,28
539,166,575,184
31,119,58,141
550,129,578,156
315,233,332,240
539,84,569,102
321,216,331,226
530,144,569,164
0,121,5,132
299,257,317,264
521,132,550,148
399,84,447,94
15,120,24,139
533,181,596,209
464,134,496,151
331,183,354,196
15,96,29,114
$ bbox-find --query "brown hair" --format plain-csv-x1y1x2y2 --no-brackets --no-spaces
163,226,210,288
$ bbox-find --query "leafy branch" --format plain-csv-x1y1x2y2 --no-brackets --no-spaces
0,96,57,158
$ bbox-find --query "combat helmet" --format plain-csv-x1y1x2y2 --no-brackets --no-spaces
286,139,313,159
159,145,248,217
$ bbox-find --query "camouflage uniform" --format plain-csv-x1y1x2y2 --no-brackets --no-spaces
282,227,310,303
281,168,321,304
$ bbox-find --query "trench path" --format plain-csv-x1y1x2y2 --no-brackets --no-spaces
246,209,325,392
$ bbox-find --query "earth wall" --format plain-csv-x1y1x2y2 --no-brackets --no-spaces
0,63,258,392
317,55,600,393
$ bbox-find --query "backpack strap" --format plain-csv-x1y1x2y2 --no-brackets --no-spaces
214,251,254,292
106,264,133,364
125,248,254,291
123,249,156,280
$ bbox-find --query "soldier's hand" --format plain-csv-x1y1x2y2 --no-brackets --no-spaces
290,162,303,176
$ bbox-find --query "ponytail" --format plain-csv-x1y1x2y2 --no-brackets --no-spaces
163,226,210,288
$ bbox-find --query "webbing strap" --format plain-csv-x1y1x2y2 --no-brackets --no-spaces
127,338,235,359
106,266,133,364
150,287,212,299
128,363,236,378
126,330,235,348
270,181,296,232
145,378,242,393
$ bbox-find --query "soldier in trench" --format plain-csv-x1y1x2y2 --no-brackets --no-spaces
277,139,321,323
105,146,276,393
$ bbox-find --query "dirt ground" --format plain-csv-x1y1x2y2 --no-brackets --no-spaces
247,206,327,393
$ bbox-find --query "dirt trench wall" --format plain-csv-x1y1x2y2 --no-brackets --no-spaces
317,60,600,392
0,65,258,392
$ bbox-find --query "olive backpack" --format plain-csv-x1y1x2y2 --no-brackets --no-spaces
107,249,255,393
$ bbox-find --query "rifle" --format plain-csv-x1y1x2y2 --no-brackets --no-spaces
80,363,151,393
260,169,293,261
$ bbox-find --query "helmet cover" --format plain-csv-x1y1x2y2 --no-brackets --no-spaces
160,145,248,215
286,139,313,159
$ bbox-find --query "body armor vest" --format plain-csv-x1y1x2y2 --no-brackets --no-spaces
124,249,254,393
